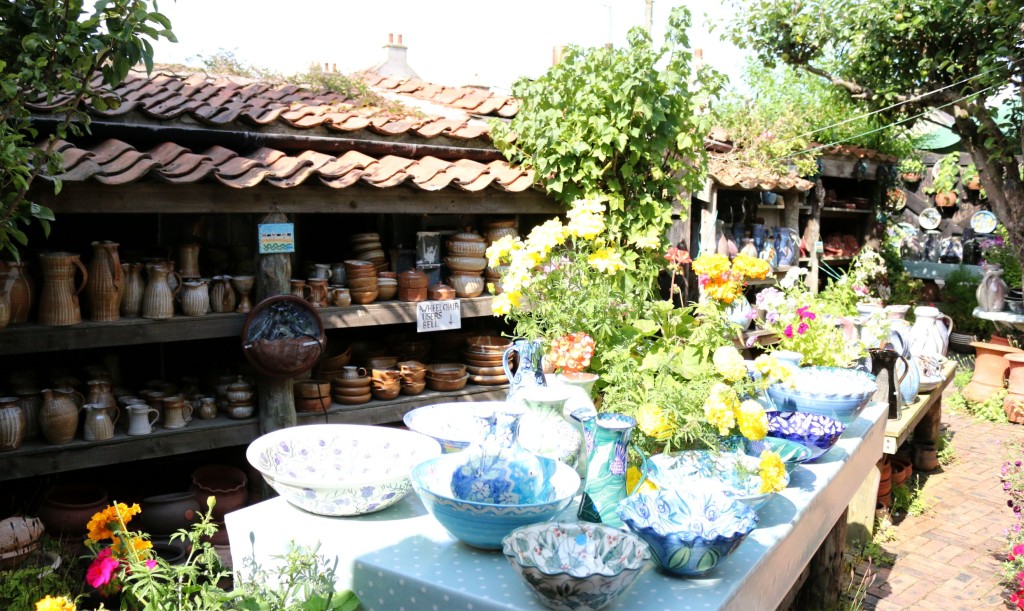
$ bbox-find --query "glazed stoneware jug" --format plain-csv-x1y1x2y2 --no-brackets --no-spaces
178,280,211,317
178,243,201,279
15,389,41,440
38,252,88,326
907,306,953,357
209,275,236,313
502,338,547,401
85,379,119,425
977,266,1008,312
142,263,181,320
40,387,84,445
0,396,26,451
869,349,907,420
125,404,160,436
82,403,116,442
87,240,123,322
162,395,192,429
573,408,642,528
0,261,33,323
120,262,145,317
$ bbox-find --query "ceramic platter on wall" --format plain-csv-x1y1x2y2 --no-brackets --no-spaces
918,207,941,230
970,210,998,234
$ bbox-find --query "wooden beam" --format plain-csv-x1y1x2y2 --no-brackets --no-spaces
256,211,296,435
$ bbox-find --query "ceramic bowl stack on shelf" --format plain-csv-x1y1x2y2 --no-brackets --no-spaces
370,368,401,400
482,219,518,293
462,335,512,385
444,229,488,298
344,260,378,304
425,363,468,391
397,360,426,395
319,344,352,381
351,233,387,273
397,269,428,302
331,368,371,405
376,272,398,301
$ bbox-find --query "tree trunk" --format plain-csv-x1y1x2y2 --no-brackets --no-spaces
256,212,296,435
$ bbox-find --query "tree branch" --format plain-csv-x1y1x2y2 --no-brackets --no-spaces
800,63,875,100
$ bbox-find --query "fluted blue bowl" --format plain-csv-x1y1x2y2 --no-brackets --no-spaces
617,488,758,577
765,411,846,461
765,366,876,423
743,436,814,473
647,451,789,512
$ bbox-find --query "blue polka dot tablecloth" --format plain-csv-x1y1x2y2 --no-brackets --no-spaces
225,402,886,611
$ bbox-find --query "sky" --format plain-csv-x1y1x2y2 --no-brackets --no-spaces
148,0,750,92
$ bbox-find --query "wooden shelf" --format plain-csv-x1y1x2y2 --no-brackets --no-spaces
1,384,506,481
799,206,874,216
0,296,496,356
799,256,854,265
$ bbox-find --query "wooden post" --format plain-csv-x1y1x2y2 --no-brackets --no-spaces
791,508,849,609
847,461,882,546
802,181,824,292
256,211,296,435
783,191,801,233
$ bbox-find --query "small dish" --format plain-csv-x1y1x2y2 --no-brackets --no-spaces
970,210,998,234
918,207,941,230
468,373,509,385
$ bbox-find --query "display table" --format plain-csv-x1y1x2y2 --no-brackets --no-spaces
225,401,886,610
882,360,956,455
974,307,1024,333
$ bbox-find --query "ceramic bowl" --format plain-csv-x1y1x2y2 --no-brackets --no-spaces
377,284,398,301
465,364,505,376
371,386,400,401
743,436,814,473
446,239,487,257
425,374,469,392
400,380,426,395
411,453,579,549
246,424,441,516
464,335,511,354
294,379,331,399
447,274,485,298
332,393,371,405
765,411,846,461
333,385,373,397
402,401,506,453
618,488,758,577
349,289,378,304
347,276,378,289
647,450,789,512
765,367,877,423
444,256,487,272
426,363,467,380
502,522,648,609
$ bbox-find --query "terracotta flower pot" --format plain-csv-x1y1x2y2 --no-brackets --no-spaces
1005,353,1024,424
913,443,939,472
962,341,1023,403
36,483,109,538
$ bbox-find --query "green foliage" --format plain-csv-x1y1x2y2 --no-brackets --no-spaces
898,156,925,176
980,226,1023,289
490,6,719,248
856,538,895,567
230,541,359,610
956,388,1010,423
892,475,930,517
0,0,175,260
925,152,961,195
938,429,957,466
962,163,980,186
0,538,85,608
939,266,991,336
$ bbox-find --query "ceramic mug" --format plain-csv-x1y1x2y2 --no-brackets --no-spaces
290,279,309,300
162,396,193,430
126,404,160,436
330,287,351,307
339,366,367,380
306,278,328,308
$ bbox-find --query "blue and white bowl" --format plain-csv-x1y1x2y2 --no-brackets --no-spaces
743,436,814,473
765,411,846,461
402,401,505,453
647,450,789,512
617,488,758,576
411,453,579,550
502,522,649,610
246,424,441,516
766,366,876,423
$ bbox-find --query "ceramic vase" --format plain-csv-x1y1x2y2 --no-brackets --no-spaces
574,410,639,528
82,403,116,441
1004,353,1024,424
503,338,547,402
555,371,600,399
963,341,1023,402
516,386,579,466
178,243,201,279
230,275,254,313
0,397,26,451
0,261,33,323
907,306,952,357
869,349,905,420
38,252,88,326
178,280,211,317
142,263,180,320
120,262,145,317
209,276,236,313
87,240,123,322
15,390,41,440
39,387,83,445
976,266,1008,312
85,379,119,425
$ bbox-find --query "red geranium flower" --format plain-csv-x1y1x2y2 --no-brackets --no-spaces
87,548,121,589
665,246,691,266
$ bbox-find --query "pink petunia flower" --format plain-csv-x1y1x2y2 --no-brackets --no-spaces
783,324,794,339
145,559,157,570
798,322,809,335
86,548,121,588
1011,544,1024,561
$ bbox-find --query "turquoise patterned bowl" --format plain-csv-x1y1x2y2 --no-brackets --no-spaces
647,450,789,512
743,436,814,474
618,488,758,577
765,366,876,423
411,453,579,550
246,423,441,516
502,521,649,610
402,401,506,453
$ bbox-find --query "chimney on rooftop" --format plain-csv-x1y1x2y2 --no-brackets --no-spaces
372,32,419,79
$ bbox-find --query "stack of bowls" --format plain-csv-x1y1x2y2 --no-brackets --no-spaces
293,379,331,413
398,360,427,395
463,336,512,381
319,344,352,381
344,260,378,304
425,363,468,391
377,272,398,301
484,265,508,295
331,367,371,405
351,233,387,272
370,368,401,400
482,219,518,280
397,268,429,302
444,230,487,293
364,355,398,370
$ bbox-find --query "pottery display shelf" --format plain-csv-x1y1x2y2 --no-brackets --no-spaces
904,261,982,281
226,401,888,610
882,360,956,455
974,307,1024,333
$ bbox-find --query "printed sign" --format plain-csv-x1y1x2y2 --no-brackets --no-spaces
417,300,462,333
258,223,295,254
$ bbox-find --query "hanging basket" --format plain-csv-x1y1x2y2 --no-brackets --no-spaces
241,295,325,378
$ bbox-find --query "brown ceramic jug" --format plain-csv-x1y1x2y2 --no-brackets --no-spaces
0,397,26,451
178,280,211,317
120,262,145,317
85,379,119,425
14,389,41,440
87,240,123,322
82,403,116,442
39,387,84,444
209,275,236,313
142,263,181,320
38,252,88,326
178,243,201,279
0,261,33,323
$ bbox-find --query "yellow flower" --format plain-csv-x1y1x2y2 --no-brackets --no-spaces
692,253,730,278
491,291,521,315
732,254,770,280
703,276,744,304
524,218,568,257
712,346,747,382
736,400,768,440
631,232,660,250
587,248,626,274
626,465,658,495
758,449,787,494
87,503,141,542
566,199,606,240
36,596,76,611
486,235,521,267
112,534,153,557
704,383,739,435
636,403,674,441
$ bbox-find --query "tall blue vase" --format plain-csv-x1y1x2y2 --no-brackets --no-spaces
502,338,547,403
572,410,639,528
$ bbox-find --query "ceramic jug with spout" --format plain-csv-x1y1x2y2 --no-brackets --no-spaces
178,243,201,279
85,379,119,425
572,408,643,528
39,387,84,445
82,403,116,442
142,263,180,320
502,338,547,402
0,261,33,323
126,404,160,435
516,386,580,466
209,275,236,313
869,349,907,420
888,328,921,405
907,305,953,357
87,241,123,322
977,266,1008,312
120,262,145,317
38,252,88,326
0,397,26,451
178,280,210,317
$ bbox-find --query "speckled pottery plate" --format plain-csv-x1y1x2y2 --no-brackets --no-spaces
970,210,997,234
918,207,941,230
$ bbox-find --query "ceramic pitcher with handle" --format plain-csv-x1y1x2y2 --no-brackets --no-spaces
120,262,145,317
142,263,180,320
87,240,123,322
0,261,33,323
907,305,953,357
502,338,547,401
572,408,644,528
38,252,88,326
39,387,83,444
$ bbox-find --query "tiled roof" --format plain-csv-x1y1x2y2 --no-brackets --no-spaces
48,138,534,192
813,144,898,163
708,156,815,192
26,71,490,141
358,71,519,119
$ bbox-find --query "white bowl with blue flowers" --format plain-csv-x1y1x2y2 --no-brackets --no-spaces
402,401,506,453
766,366,877,423
647,450,789,512
246,423,441,516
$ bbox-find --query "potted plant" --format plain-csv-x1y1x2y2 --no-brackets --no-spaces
962,163,981,190
925,153,960,207
898,156,925,183
940,266,991,353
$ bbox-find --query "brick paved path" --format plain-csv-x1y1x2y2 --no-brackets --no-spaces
855,406,1023,610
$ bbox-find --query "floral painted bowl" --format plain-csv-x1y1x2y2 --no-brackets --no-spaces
743,436,814,473
765,411,846,461
502,522,649,610
246,424,441,516
411,453,579,550
617,488,758,577
402,401,507,453
766,366,876,423
647,450,789,512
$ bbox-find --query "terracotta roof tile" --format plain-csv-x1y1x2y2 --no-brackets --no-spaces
45,139,536,194
708,156,815,192
358,71,520,119
815,144,898,163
